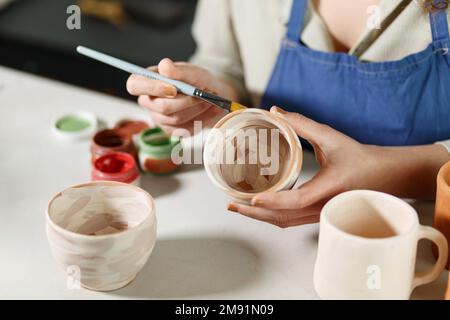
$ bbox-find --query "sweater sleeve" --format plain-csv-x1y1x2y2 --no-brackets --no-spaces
436,140,450,155
189,0,249,103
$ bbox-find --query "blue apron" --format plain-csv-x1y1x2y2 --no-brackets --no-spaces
261,0,450,146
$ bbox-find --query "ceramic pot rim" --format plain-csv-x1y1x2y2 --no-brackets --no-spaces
46,181,155,240
204,108,303,201
321,190,419,243
437,161,450,191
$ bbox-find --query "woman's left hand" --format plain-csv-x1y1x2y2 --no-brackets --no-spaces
227,106,409,228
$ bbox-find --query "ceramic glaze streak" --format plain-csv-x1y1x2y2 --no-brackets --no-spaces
220,126,290,193
46,182,157,291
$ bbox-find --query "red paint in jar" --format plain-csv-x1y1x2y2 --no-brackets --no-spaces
91,129,137,163
92,152,140,186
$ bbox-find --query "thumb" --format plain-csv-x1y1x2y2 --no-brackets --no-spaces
270,106,332,146
252,169,339,210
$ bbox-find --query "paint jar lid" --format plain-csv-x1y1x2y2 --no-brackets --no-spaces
114,114,153,138
139,127,180,156
52,111,98,142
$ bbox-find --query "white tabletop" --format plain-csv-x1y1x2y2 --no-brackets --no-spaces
0,66,447,300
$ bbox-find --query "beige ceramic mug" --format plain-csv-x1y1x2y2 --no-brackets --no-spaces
203,109,303,204
314,190,448,300
46,181,157,291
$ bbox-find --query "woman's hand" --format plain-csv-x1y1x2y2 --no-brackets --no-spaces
127,58,239,133
228,106,450,228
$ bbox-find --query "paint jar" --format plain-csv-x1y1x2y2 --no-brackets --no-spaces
433,161,450,269
92,152,141,186
203,109,303,204
138,127,181,174
91,129,137,164
46,181,157,291
52,111,97,142
114,115,152,145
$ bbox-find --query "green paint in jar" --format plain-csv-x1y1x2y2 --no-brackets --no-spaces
56,116,91,132
138,127,181,174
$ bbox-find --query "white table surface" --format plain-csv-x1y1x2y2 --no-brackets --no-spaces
0,65,447,300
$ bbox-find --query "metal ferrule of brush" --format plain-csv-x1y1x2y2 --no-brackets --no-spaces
193,89,232,112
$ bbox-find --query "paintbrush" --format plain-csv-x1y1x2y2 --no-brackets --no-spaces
76,46,247,113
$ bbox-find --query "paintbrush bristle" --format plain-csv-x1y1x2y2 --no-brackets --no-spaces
230,102,247,112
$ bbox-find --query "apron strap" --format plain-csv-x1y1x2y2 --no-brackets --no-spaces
430,3,449,43
286,0,308,42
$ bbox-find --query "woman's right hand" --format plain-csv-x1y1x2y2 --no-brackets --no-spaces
127,58,235,134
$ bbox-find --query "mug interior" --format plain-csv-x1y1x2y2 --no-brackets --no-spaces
48,182,152,236
204,109,295,197
324,191,416,239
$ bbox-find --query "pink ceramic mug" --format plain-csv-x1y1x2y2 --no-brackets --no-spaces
46,181,157,291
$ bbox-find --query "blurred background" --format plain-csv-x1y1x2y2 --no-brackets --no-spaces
0,0,197,99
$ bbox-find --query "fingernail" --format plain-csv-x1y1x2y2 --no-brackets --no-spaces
271,106,287,114
164,86,177,98
227,203,239,213
251,197,265,207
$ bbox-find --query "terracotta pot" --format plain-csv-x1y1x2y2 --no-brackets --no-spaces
433,161,450,270
433,161,450,299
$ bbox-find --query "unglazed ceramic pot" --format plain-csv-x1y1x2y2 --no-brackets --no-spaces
433,161,450,269
446,275,450,300
314,190,448,300
203,109,302,204
46,181,157,291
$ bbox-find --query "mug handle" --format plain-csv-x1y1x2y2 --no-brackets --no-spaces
412,226,448,289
